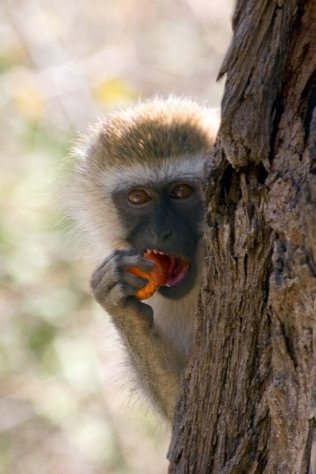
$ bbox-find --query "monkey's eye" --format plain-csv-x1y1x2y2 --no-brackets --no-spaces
169,183,193,200
127,189,151,205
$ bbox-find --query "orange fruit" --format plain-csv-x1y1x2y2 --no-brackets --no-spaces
127,251,169,300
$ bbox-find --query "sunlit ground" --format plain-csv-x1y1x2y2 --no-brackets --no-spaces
0,1,232,472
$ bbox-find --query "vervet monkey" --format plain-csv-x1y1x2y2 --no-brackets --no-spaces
65,98,219,421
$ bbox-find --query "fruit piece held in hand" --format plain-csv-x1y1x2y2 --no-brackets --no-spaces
127,251,169,300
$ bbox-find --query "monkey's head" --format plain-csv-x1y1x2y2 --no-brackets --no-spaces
66,97,219,299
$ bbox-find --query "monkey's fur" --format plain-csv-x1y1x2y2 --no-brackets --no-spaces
65,98,219,421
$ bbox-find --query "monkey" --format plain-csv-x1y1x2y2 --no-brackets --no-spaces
64,97,219,422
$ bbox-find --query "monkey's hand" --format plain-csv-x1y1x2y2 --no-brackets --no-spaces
90,248,181,421
90,249,154,326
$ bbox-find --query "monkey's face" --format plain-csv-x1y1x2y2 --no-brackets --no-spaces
112,180,204,300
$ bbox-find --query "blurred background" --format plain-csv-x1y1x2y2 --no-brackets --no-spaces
0,1,233,473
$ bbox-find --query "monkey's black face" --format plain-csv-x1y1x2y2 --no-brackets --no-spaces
112,180,204,299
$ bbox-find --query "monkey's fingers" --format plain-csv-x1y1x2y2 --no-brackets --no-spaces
125,267,153,298
126,250,170,300
120,253,154,273
123,271,148,289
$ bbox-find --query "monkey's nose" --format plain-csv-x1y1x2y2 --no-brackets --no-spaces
161,229,173,240
149,227,174,244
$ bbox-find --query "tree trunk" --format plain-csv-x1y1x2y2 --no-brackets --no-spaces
168,1,316,473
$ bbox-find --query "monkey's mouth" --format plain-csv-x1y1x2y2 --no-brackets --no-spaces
146,250,190,288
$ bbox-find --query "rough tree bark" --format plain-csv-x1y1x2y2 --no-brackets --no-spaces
168,1,316,473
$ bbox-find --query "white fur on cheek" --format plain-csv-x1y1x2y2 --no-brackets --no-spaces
63,175,128,264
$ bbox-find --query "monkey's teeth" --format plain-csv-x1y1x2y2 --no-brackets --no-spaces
146,249,167,255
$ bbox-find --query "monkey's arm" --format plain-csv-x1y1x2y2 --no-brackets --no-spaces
90,249,183,421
